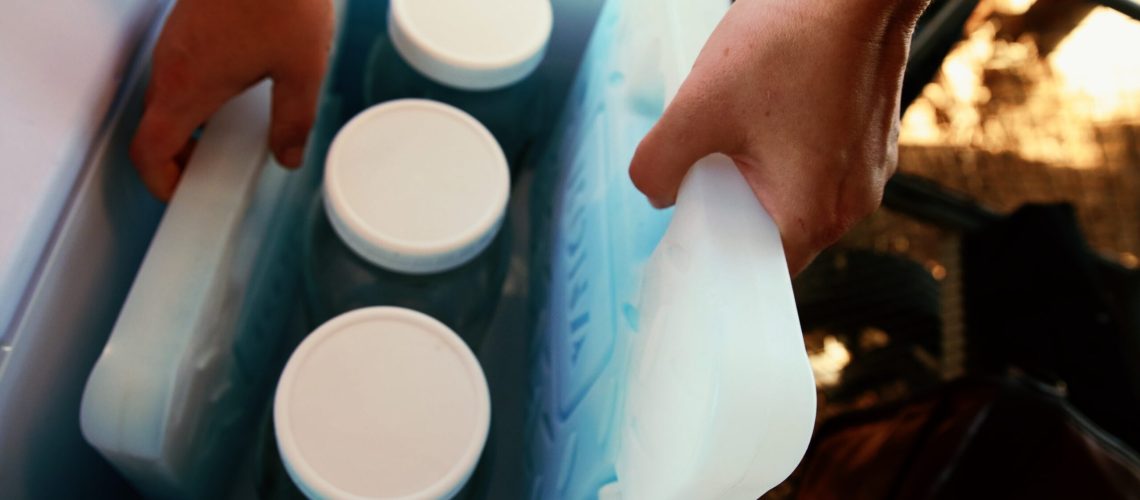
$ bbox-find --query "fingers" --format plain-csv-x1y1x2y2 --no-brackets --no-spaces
777,216,833,278
747,165,881,277
629,82,731,209
130,83,216,202
731,162,819,277
131,55,325,202
783,243,821,278
127,0,334,200
269,69,323,168
267,6,331,169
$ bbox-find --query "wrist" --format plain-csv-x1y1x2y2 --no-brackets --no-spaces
794,0,931,37
885,0,933,33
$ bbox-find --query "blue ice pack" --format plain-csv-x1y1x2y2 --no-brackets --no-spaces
524,0,733,497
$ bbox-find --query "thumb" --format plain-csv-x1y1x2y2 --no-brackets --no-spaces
629,83,732,208
269,69,323,168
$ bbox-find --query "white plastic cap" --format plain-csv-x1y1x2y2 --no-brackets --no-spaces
274,307,492,500
388,0,553,90
324,99,510,275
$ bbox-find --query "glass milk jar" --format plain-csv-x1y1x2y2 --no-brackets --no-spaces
302,99,511,349
363,0,553,167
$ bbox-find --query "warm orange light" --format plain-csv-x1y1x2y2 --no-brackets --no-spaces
900,6,1140,170
809,335,852,388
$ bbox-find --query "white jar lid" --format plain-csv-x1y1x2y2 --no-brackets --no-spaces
388,0,553,90
324,99,509,275
275,307,491,499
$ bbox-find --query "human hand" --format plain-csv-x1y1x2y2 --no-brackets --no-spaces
130,0,334,201
630,0,929,275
